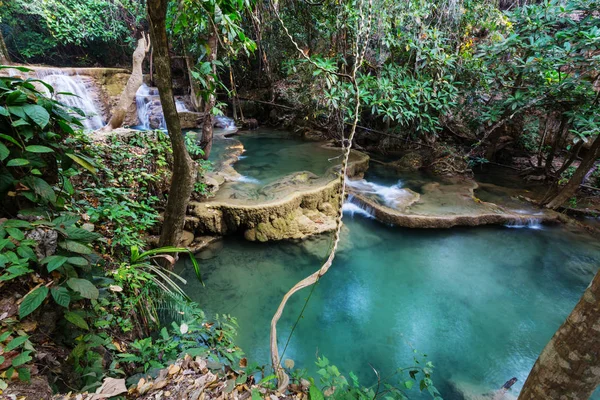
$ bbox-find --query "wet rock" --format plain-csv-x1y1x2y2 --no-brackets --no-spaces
242,118,259,130
302,130,326,142
178,111,204,129
387,152,427,171
179,230,195,247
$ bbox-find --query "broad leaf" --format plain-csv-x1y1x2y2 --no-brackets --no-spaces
5,335,29,352
0,143,8,160
67,256,89,266
19,286,49,318
64,311,89,330
6,158,30,167
309,385,325,400
65,226,101,243
25,145,54,153
51,287,71,308
6,227,25,241
23,104,50,128
29,177,56,204
59,240,92,255
42,255,68,272
66,153,97,174
67,278,99,300
11,351,32,367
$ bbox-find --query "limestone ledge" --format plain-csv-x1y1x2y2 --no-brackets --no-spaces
350,192,560,228
187,178,342,242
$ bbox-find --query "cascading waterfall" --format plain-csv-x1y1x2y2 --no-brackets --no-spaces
342,194,375,219
214,115,237,130
176,99,188,112
135,84,165,130
36,69,104,130
505,209,544,229
345,178,410,208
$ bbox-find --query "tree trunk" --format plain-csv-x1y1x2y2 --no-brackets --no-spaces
0,31,10,65
545,116,568,175
148,0,197,248
518,269,600,399
184,51,202,111
556,140,584,176
102,35,150,131
199,29,218,161
544,133,600,209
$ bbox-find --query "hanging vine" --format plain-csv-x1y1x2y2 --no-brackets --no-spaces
268,0,374,392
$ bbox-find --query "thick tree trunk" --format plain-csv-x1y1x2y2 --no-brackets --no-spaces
544,134,600,209
518,269,600,399
199,29,218,160
148,0,197,248
0,31,10,64
102,36,150,131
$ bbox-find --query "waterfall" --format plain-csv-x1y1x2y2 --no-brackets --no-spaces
135,84,165,130
343,194,375,219
214,115,236,130
36,69,104,130
176,99,188,112
505,218,543,230
346,178,409,208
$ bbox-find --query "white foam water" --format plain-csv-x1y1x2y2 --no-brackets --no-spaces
135,84,165,130
36,69,104,130
343,195,375,219
237,175,261,184
505,218,543,230
176,100,188,112
346,178,410,208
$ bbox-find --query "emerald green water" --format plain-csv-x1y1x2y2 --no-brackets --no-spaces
180,132,600,398
179,219,600,398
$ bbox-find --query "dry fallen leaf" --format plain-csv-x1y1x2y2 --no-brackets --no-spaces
90,377,127,399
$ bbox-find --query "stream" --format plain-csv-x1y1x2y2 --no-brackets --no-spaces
178,130,600,399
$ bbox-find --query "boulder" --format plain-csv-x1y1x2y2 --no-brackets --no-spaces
178,111,204,129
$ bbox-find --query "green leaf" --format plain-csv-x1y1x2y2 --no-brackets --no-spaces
65,226,101,243
11,351,32,367
6,158,30,167
0,331,11,342
5,335,29,351
1,219,32,229
6,227,25,241
11,119,29,128
51,286,71,308
0,133,22,148
42,255,68,272
251,389,262,400
67,256,89,266
404,380,414,389
29,177,56,203
23,104,50,128
16,367,31,382
66,153,97,174
309,385,325,400
59,240,92,255
64,311,89,330
0,143,9,161
19,286,49,318
25,145,54,153
52,214,80,228
0,105,9,116
67,278,99,300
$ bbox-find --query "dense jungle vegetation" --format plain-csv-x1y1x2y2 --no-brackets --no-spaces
0,0,599,399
